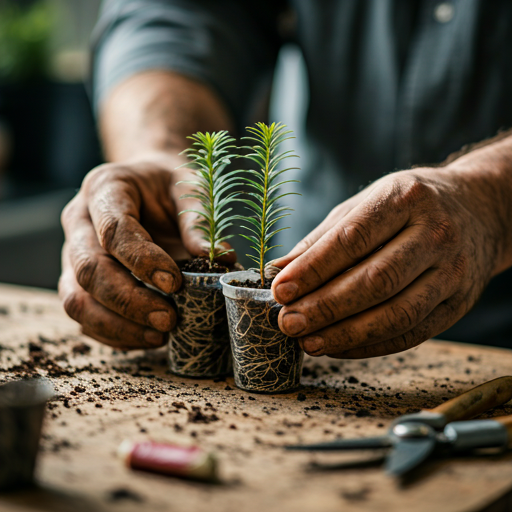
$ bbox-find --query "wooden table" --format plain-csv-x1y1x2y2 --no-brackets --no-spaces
1,283,512,512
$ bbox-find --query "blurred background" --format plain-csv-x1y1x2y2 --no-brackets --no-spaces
0,0,103,289
0,0,306,289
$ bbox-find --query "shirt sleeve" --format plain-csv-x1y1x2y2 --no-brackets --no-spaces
91,0,285,130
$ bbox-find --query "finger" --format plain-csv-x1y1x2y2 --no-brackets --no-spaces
336,299,464,359
278,225,435,337
85,168,182,293
272,183,410,304
271,194,363,269
60,244,167,350
300,270,446,356
67,217,177,332
297,269,456,358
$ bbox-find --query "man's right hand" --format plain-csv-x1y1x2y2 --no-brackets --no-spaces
59,159,235,350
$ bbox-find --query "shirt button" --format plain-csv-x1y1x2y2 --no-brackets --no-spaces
434,2,455,23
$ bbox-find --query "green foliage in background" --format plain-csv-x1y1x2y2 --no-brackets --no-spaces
0,0,56,82
238,122,300,285
178,131,242,268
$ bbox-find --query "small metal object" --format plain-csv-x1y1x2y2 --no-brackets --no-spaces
285,377,512,478
0,379,54,490
392,423,431,439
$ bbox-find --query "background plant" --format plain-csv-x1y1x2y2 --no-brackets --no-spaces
238,122,300,285
0,0,56,82
178,131,241,268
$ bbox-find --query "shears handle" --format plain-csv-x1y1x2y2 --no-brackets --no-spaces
426,376,512,424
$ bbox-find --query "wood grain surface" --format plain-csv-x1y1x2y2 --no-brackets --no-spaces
1,283,512,512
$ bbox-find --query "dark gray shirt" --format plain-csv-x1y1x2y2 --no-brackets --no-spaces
92,0,512,347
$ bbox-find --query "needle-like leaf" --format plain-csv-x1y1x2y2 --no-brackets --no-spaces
237,122,301,286
178,131,242,268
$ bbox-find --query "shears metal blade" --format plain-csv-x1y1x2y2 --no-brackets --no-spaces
286,376,512,477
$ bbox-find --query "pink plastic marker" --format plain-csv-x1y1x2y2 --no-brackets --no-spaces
118,440,217,481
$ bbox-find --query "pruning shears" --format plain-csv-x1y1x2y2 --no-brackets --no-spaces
286,376,512,477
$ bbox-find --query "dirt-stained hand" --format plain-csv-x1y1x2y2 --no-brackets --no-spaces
271,167,505,359
59,160,235,350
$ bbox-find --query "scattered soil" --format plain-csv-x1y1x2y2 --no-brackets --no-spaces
108,488,144,502
4,286,511,511
72,343,91,356
180,257,232,274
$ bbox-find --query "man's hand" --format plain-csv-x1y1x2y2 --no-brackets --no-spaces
59,71,235,350
60,160,235,350
271,159,512,359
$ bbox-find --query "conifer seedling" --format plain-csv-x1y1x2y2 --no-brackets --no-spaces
178,131,241,269
238,122,300,286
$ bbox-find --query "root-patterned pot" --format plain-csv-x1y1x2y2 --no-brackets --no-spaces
220,271,304,393
168,271,232,378
0,378,54,489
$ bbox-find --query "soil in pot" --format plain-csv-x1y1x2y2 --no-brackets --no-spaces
220,271,304,393
168,258,235,378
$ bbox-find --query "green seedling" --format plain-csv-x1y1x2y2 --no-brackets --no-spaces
178,131,241,268
238,122,300,286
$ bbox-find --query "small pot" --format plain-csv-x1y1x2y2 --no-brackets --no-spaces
0,378,54,490
220,271,304,393
168,271,232,378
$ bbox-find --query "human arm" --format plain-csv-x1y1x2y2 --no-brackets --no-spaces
271,133,512,358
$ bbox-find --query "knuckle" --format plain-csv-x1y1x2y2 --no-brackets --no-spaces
97,215,121,254
75,256,99,292
60,196,79,227
111,287,135,318
362,261,400,300
385,302,418,332
335,220,372,260
62,291,85,323
82,163,118,191
314,296,339,322
399,174,432,203
448,253,468,280
428,218,458,247
295,237,313,254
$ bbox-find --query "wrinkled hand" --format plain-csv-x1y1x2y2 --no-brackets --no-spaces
271,168,501,358
59,160,235,350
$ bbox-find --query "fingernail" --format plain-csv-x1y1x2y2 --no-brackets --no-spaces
144,329,164,347
301,336,324,356
274,282,298,303
152,271,175,294
148,310,171,331
282,312,307,336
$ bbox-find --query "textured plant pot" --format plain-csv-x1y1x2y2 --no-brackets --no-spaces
220,271,304,393
0,378,54,490
168,271,232,378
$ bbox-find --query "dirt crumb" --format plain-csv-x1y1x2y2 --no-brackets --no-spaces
107,488,144,502
72,343,91,356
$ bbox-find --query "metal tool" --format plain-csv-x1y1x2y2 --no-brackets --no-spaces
286,376,512,477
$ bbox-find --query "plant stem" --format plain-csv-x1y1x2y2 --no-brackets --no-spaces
206,136,215,268
259,134,270,287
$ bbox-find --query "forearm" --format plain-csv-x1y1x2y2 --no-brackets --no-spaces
99,70,234,164
442,132,512,276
